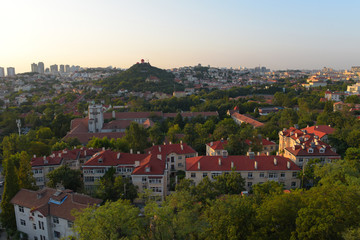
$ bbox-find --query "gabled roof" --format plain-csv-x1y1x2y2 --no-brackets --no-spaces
132,154,166,175
83,150,148,167
186,155,300,171
146,143,197,156
302,125,335,139
206,140,228,150
285,143,339,157
230,112,264,128
10,188,102,221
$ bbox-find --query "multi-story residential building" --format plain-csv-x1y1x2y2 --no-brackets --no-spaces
31,63,38,73
7,67,15,76
206,138,277,156
65,65,70,73
31,148,99,188
82,150,148,192
60,65,65,73
11,188,101,240
50,64,58,73
186,154,301,190
131,154,169,201
82,149,169,200
347,82,360,95
283,138,340,168
38,62,45,74
146,142,197,172
279,125,334,153
324,90,346,102
227,110,264,128
0,67,4,77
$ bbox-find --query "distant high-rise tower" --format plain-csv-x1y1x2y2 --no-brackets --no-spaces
65,65,70,73
38,62,45,73
31,63,38,73
60,64,65,73
50,64,58,73
0,67,4,77
7,67,15,77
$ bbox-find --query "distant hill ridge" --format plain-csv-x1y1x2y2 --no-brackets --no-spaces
98,62,183,93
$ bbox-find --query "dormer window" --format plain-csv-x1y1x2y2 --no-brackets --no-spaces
308,148,313,153
145,167,150,172
98,158,103,163
319,148,325,153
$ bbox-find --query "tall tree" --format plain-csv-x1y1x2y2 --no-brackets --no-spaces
17,151,37,190
0,158,20,232
125,122,149,153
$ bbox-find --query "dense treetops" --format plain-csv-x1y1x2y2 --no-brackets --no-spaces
97,62,183,94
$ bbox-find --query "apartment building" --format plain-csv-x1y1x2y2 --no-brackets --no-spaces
146,142,197,172
11,188,101,240
186,154,301,190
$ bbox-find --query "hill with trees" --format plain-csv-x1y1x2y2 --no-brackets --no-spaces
97,62,183,94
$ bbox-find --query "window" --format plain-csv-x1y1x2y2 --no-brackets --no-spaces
247,172,253,178
211,172,221,179
191,173,196,178
268,172,278,179
54,231,61,238
264,147,267,150
178,156,182,160
19,206,24,213
95,169,105,174
68,221,74,228
308,148,313,153
150,187,162,192
203,173,208,178
40,236,46,240
149,178,161,184
247,182,252,187
292,172,298,178
142,177,147,182
38,221,44,230
20,219,26,226
280,172,285,178
171,156,175,163
259,172,265,178
84,176,94,182
33,223,37,230
291,182,297,187
34,237,38,240
299,158,303,163
53,217,59,224
178,163,183,167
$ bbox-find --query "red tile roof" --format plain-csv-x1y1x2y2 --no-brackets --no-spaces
146,143,197,156
102,120,132,130
186,155,300,171
206,140,228,150
11,188,102,221
83,150,148,167
132,154,166,175
231,112,264,128
302,125,335,139
285,144,339,157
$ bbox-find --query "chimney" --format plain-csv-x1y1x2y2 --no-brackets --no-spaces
180,140,183,144
84,150,87,156
247,152,255,159
218,158,222,166
254,161,258,169
130,149,133,154
137,151,140,154
152,142,155,146
102,147,105,151
158,146,161,152
157,154,162,160
135,161,140,167
231,161,234,169
163,142,166,145
117,153,120,159
274,158,277,166
287,161,291,169
43,156,46,160
276,151,279,155
58,153,61,157
169,141,172,145
257,152,260,156
33,154,36,158
198,162,201,170
266,152,270,156
112,110,115,119
181,144,183,150
210,142,213,146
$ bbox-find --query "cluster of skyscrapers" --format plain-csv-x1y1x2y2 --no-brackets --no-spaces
0,67,15,77
31,62,81,74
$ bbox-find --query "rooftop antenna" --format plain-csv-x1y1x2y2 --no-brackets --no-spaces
16,119,21,136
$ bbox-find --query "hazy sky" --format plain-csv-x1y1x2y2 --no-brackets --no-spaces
1,0,359,73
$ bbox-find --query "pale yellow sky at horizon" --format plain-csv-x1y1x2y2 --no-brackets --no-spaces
1,0,359,73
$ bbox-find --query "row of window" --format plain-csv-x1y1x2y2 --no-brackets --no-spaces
33,169,43,174
191,172,298,179
150,187,162,193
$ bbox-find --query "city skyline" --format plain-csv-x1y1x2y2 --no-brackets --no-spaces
1,0,360,73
